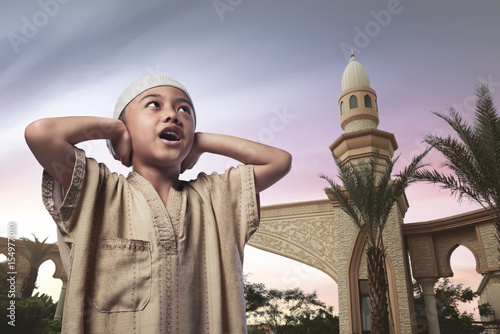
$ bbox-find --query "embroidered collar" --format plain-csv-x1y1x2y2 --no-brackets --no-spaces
127,172,184,254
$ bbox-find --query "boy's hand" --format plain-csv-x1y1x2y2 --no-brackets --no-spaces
106,125,133,167
181,132,203,173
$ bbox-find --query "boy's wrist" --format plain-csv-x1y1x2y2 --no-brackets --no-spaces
193,132,210,154
100,118,128,141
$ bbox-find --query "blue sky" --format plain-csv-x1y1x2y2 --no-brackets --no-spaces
1,0,499,314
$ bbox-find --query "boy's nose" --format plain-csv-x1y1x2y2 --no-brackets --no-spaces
163,108,180,124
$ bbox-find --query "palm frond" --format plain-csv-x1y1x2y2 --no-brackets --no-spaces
19,234,53,267
321,148,430,246
419,85,500,220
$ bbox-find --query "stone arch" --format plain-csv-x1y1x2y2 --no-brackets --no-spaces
0,237,67,293
444,243,481,277
40,254,66,280
248,199,338,282
348,228,364,333
404,208,499,279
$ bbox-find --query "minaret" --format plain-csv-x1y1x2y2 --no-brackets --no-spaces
328,55,417,333
330,54,398,167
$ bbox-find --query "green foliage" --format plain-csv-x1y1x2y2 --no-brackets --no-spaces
244,274,268,314
478,302,495,318
0,295,61,334
0,261,9,296
414,85,500,258
244,275,339,334
413,278,483,334
321,150,429,247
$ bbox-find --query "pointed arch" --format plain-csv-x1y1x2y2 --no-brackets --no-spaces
349,95,358,109
364,94,372,108
445,243,481,276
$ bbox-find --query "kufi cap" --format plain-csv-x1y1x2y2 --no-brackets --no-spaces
113,73,194,120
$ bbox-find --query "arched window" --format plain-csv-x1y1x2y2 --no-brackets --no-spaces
364,95,372,108
349,95,358,109
340,101,345,115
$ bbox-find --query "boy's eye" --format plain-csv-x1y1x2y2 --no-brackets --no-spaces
178,106,190,113
147,101,160,108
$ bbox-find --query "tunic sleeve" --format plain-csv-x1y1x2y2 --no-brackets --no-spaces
197,164,260,258
41,148,114,242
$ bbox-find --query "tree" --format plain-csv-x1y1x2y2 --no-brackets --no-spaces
321,150,429,334
413,278,483,334
0,260,10,295
244,276,339,334
414,85,500,258
244,274,269,314
19,235,55,298
0,293,61,334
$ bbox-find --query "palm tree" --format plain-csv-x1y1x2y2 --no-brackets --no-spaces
321,150,429,334
414,84,500,258
19,235,55,298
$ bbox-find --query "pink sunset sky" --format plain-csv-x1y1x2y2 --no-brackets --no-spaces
1,0,499,318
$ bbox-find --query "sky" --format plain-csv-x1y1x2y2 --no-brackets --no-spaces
1,0,500,318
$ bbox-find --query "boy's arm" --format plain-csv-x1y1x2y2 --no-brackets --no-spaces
25,117,131,189
182,132,292,193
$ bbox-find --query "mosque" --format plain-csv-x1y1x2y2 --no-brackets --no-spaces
247,54,500,333
1,55,499,333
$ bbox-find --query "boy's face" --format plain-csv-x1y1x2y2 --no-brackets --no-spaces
122,86,195,173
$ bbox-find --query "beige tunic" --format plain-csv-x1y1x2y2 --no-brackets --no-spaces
42,148,260,334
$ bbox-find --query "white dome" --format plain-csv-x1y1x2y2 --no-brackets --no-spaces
341,55,370,91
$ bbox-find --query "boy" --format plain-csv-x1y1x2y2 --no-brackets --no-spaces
25,74,292,334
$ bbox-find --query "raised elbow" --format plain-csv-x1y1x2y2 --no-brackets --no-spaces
25,119,52,148
274,149,292,180
281,150,292,175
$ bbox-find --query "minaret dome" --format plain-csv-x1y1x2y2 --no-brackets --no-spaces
341,55,371,91
338,54,379,133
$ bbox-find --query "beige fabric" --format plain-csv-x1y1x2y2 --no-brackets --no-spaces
42,148,260,334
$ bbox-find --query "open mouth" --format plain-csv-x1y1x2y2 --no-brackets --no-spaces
159,129,181,142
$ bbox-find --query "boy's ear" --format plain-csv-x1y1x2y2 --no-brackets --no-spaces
118,112,126,124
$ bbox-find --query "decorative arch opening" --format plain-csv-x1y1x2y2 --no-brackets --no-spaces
35,259,62,301
349,229,400,333
445,243,481,275
349,95,358,109
340,101,345,115
446,245,483,320
364,95,372,108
